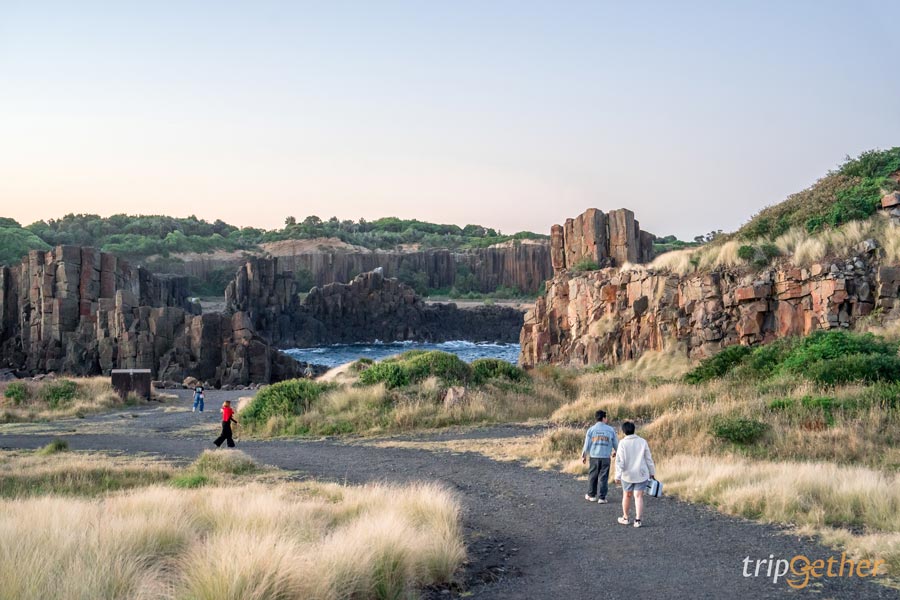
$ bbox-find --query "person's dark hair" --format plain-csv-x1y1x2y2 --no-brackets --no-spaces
595,410,607,422
622,421,636,436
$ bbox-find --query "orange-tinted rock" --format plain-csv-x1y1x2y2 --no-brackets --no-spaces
881,192,900,209
519,242,900,368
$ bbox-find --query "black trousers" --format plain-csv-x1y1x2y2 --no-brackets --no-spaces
214,421,235,447
588,457,611,499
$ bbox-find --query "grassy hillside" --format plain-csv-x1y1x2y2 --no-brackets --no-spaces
738,147,900,240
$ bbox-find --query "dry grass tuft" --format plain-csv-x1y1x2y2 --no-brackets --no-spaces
0,477,465,599
650,248,696,276
0,450,174,498
0,376,149,423
661,454,900,575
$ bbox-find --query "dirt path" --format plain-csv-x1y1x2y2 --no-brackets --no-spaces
0,391,896,600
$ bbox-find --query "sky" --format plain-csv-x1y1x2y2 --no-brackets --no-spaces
1,1,898,240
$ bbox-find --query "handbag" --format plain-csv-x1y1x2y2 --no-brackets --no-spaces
645,478,663,497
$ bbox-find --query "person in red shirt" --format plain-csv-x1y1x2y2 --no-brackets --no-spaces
214,400,238,448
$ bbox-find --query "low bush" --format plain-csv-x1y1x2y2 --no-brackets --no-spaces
804,353,900,385
470,358,525,385
572,258,600,272
403,352,471,384
40,379,78,408
171,473,209,489
684,345,752,384
37,438,69,455
767,398,794,411
350,357,375,372
359,362,410,388
711,417,769,445
241,379,330,425
778,330,897,374
737,245,755,261
687,331,900,385
3,382,27,405
360,352,525,389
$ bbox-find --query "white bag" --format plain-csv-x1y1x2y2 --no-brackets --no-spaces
645,479,663,497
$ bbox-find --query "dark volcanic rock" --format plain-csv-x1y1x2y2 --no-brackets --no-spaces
171,242,554,295
225,260,525,347
0,246,307,386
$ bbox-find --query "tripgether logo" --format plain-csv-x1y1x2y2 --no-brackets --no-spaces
742,553,886,589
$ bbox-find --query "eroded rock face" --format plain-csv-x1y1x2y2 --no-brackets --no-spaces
520,250,891,368
225,259,525,346
0,246,305,385
167,243,553,295
551,208,655,272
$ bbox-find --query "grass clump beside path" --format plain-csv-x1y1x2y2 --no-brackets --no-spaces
0,476,465,599
0,376,150,423
0,450,174,498
240,352,569,437
528,349,900,583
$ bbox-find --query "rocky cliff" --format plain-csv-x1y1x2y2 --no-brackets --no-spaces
225,259,525,346
520,211,898,367
0,246,306,385
550,208,655,271
166,241,553,295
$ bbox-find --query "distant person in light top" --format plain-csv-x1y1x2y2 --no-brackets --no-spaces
615,421,656,528
581,409,618,503
192,385,204,412
214,400,238,448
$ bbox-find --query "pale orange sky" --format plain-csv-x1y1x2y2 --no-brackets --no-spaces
1,2,898,239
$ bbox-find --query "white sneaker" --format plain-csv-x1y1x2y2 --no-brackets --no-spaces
617,516,629,525
597,498,608,504
585,494,597,502
192,408,196,412
634,519,643,528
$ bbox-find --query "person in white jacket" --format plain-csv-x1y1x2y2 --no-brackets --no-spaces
614,421,656,528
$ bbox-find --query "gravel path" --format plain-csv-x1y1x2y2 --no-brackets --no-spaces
0,390,895,600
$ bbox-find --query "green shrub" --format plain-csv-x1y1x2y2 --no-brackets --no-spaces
736,338,795,379
37,438,69,455
738,147,900,239
403,352,471,384
684,345,752,384
779,331,897,374
805,353,900,385
572,258,599,272
760,243,781,260
691,331,900,385
767,398,794,411
359,362,411,388
350,358,375,372
737,245,755,261
41,380,78,409
360,351,475,388
241,379,329,424
470,358,524,385
3,382,28,405
171,473,209,488
712,418,769,445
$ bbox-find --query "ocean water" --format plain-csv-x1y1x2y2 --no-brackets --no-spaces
285,341,521,368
